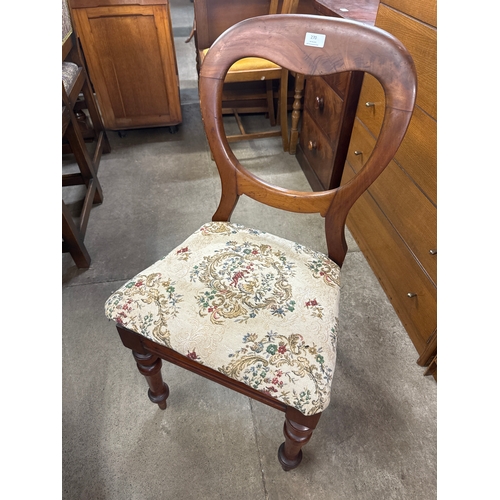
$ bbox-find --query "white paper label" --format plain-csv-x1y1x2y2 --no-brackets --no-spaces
304,32,326,48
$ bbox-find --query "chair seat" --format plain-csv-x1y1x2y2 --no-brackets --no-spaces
62,61,80,92
202,48,280,72
105,221,341,416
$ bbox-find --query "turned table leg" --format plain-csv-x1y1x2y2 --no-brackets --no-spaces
132,351,170,410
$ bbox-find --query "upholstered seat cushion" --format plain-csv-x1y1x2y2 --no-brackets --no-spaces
201,48,280,72
62,62,80,93
105,222,341,416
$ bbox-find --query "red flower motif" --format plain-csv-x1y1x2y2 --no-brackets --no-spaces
186,350,198,360
272,377,280,385
278,345,287,354
305,299,318,308
135,280,143,287
177,247,189,254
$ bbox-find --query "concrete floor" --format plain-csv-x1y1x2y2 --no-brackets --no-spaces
62,1,437,498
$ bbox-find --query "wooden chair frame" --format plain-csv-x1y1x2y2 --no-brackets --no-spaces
193,0,299,151
114,14,416,470
62,0,110,267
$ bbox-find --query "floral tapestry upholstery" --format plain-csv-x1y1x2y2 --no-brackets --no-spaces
105,222,341,416
62,62,80,93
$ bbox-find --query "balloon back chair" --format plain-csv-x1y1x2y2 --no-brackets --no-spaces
104,14,416,470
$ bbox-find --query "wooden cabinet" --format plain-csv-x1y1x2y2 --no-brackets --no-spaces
341,0,437,378
296,0,380,190
69,0,182,131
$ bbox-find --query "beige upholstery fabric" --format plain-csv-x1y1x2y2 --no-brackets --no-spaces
105,222,341,416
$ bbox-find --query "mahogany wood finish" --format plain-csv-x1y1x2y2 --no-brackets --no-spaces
62,10,109,267
340,0,437,378
69,0,182,131
193,0,299,150
110,14,416,471
294,0,379,184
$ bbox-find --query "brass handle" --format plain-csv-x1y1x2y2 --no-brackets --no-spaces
308,140,317,151
407,293,417,298
315,96,324,111
354,150,362,155
365,102,375,107
429,249,437,255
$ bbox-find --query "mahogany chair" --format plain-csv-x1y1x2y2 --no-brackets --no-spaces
193,0,299,151
105,14,416,470
62,0,109,267
62,0,110,167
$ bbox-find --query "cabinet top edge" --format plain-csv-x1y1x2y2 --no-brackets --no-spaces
69,0,169,9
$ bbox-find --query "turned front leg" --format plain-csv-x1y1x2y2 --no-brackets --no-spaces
132,351,169,410
278,407,322,471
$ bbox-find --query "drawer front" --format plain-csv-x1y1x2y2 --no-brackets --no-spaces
299,110,335,189
342,163,437,353
347,119,437,285
321,71,350,99
382,0,437,27
356,74,437,205
304,76,343,144
376,4,436,120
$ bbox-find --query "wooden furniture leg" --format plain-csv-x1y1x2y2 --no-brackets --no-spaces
132,351,170,410
289,73,304,155
62,200,91,268
278,407,322,471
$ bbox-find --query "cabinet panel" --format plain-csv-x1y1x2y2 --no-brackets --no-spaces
347,119,437,285
342,164,437,353
382,0,436,27
303,76,343,144
71,1,182,130
356,74,436,204
299,110,335,188
376,4,436,119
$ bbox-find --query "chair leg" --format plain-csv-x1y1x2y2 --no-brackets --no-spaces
279,68,290,152
62,199,91,268
266,79,277,126
278,407,322,471
132,351,170,410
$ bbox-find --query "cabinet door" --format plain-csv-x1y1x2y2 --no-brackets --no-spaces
72,3,182,129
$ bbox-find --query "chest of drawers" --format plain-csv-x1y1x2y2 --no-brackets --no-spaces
296,1,379,190
341,0,437,377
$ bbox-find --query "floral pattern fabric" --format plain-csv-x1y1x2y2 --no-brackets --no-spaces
105,222,341,416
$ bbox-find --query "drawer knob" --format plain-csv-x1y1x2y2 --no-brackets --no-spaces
407,293,417,298
354,150,362,155
365,102,375,107
308,140,317,151
429,249,437,255
315,96,324,111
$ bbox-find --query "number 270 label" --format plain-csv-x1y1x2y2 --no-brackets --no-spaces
304,32,326,48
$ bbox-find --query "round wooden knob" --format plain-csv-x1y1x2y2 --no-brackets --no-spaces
314,96,324,111
308,140,317,151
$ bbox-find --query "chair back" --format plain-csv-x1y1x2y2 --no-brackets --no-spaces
199,14,417,267
194,0,299,51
